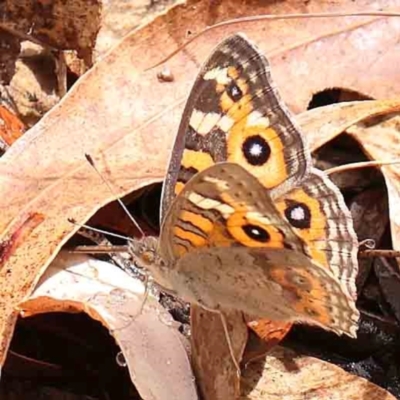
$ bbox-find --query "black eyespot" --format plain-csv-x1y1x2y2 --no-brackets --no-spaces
242,224,270,242
242,135,271,166
293,275,307,285
284,200,311,229
226,81,243,101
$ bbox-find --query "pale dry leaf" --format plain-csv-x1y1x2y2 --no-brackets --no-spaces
240,346,396,400
95,0,180,59
143,0,400,111
297,99,400,151
20,252,198,400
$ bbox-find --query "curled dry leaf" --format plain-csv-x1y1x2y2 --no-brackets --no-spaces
240,346,396,400
20,251,198,400
297,100,400,151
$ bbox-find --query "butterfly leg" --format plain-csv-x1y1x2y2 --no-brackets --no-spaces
136,273,151,316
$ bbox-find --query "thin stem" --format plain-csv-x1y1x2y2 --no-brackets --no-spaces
147,11,400,70
327,160,400,175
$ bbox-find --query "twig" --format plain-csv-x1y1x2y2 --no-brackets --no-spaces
68,244,400,259
359,249,400,258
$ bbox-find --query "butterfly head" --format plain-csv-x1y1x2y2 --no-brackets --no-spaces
128,236,176,291
128,236,160,268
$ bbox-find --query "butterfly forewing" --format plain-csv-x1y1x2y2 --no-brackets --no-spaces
160,163,306,262
161,33,311,220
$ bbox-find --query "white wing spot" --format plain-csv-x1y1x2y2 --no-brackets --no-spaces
190,110,221,135
204,67,230,85
218,115,234,132
249,142,264,158
246,111,270,127
188,192,234,219
290,206,305,221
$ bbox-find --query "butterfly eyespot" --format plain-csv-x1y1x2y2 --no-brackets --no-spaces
242,224,270,242
305,307,319,317
226,81,243,101
242,135,271,166
284,200,311,229
285,272,312,290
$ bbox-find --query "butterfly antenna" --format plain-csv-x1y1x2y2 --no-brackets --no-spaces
326,159,400,175
85,154,145,237
68,218,131,241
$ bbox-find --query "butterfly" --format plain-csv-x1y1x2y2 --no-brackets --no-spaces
130,33,359,342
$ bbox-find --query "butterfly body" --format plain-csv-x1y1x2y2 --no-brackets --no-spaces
130,33,359,338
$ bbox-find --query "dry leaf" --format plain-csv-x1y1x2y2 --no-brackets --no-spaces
346,113,400,250
298,100,400,151
0,0,101,63
191,306,248,400
350,188,388,290
244,320,292,363
298,101,400,326
0,105,26,150
374,257,400,321
240,346,396,400
0,29,20,84
20,252,198,400
95,0,180,59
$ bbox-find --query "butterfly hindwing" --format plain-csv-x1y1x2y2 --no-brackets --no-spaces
176,247,358,337
161,33,311,220
274,168,359,301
